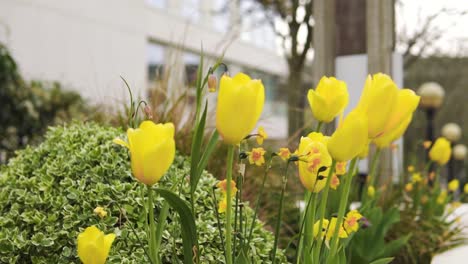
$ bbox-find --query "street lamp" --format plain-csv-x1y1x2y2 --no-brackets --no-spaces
453,144,467,193
441,123,462,183
453,144,467,161
417,82,445,143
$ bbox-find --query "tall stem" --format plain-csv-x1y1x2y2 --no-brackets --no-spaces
272,162,290,263
316,121,323,132
225,145,235,264
367,148,381,187
247,157,272,245
296,192,317,264
312,160,337,263
328,158,358,259
147,185,158,263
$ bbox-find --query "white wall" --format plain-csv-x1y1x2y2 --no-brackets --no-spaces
0,0,287,105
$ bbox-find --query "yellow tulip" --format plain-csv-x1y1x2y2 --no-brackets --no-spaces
216,73,265,145
297,132,332,193
357,142,370,158
429,137,452,165
307,76,349,123
367,185,375,198
77,226,115,264
464,184,468,194
327,110,368,162
357,73,420,139
113,121,175,186
448,179,459,192
373,114,412,148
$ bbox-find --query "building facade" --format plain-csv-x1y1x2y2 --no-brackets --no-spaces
0,0,288,137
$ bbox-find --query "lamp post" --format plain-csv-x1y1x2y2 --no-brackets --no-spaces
441,123,462,183
417,82,445,152
454,144,467,193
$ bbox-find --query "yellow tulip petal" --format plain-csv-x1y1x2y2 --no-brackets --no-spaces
328,110,368,161
429,137,452,165
216,73,265,145
308,77,349,123
77,226,114,264
374,114,412,148
140,138,175,185
381,89,420,136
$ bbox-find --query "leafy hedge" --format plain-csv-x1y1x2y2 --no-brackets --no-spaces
0,122,286,263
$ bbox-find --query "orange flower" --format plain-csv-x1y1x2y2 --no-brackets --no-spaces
423,141,432,149
335,161,347,175
330,174,340,190
217,179,237,197
248,147,266,166
344,210,363,233
278,148,291,161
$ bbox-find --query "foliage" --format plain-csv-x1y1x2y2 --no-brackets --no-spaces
0,122,286,263
0,43,102,163
346,206,409,264
384,173,467,264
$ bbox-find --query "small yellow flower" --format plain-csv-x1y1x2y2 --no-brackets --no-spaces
256,126,268,145
217,179,237,197
367,185,375,198
216,73,265,145
335,161,347,175
77,226,115,264
330,174,340,190
407,165,415,172
325,217,348,243
437,190,447,205
113,121,175,186
248,147,266,166
421,195,428,204
448,179,459,192
411,173,422,184
278,148,291,161
218,196,227,213
429,137,452,165
423,141,432,149
344,210,363,234
93,207,108,219
405,183,413,192
464,184,468,194
313,219,330,240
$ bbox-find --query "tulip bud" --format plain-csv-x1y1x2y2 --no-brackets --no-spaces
77,226,115,264
144,105,153,119
307,76,349,123
208,74,217,92
429,137,452,165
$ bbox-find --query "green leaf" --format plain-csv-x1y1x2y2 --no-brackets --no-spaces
190,102,208,194
196,130,219,184
234,248,251,264
155,188,198,264
369,257,394,264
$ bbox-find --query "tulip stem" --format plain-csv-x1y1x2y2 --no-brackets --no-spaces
247,156,273,247
296,191,317,264
328,158,358,260
367,148,381,188
225,145,235,264
147,185,159,264
316,121,323,132
272,161,290,263
312,159,336,263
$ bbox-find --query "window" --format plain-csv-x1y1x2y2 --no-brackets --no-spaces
183,51,200,89
147,42,165,82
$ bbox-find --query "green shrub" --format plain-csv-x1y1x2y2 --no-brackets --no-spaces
0,122,286,263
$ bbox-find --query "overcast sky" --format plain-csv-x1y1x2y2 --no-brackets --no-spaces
397,0,468,56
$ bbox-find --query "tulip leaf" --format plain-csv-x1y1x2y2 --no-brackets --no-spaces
369,257,394,264
234,247,251,264
155,188,198,264
190,102,208,194
196,130,219,184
